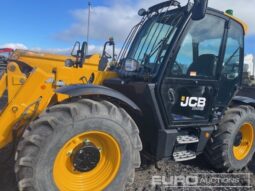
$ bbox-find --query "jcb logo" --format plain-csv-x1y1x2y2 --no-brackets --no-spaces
180,96,206,108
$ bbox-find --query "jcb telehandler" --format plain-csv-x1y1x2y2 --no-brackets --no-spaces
0,0,254,190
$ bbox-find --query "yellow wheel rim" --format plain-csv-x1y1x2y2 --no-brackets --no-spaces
233,123,254,161
53,131,121,191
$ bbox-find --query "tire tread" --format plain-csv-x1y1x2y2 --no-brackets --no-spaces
15,99,142,191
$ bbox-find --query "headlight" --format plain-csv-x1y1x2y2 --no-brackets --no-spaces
124,59,139,72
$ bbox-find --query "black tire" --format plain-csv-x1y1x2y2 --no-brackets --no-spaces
205,105,255,171
15,99,142,191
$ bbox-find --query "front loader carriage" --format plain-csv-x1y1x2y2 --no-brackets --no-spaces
0,0,254,190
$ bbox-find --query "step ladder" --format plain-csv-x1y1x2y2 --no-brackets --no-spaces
176,135,199,144
173,150,196,162
173,135,198,162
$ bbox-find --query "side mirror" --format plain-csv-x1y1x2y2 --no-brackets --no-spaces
102,37,116,60
71,41,81,57
70,41,88,68
80,41,88,59
191,0,208,20
76,41,88,67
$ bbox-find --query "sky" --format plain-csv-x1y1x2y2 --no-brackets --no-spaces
0,0,254,57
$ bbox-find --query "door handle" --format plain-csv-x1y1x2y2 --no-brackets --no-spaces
168,88,176,105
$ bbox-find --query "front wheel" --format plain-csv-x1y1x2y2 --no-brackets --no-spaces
205,105,255,171
15,99,142,191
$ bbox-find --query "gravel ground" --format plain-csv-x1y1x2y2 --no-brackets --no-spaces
1,155,254,191
127,156,255,191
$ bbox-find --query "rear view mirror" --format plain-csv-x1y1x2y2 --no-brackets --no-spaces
71,41,88,59
70,41,88,68
80,41,88,59
192,0,208,20
71,41,81,57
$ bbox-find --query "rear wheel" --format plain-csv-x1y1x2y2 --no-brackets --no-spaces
205,105,255,171
15,99,142,191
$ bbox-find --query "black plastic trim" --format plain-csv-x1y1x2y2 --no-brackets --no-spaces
146,84,178,159
232,96,255,107
196,126,214,154
55,85,142,113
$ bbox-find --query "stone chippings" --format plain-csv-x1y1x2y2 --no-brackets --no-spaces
0,156,255,191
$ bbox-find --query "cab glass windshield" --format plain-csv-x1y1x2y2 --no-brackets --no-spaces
126,9,185,73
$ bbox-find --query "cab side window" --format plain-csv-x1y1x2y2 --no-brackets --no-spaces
170,14,225,78
222,21,243,80
216,21,244,105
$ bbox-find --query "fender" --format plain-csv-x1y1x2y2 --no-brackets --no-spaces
55,84,142,113
232,96,255,107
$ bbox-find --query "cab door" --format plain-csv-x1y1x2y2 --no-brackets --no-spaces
159,13,227,126
215,20,244,107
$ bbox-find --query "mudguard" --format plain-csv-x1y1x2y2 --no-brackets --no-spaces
232,96,255,107
55,84,142,113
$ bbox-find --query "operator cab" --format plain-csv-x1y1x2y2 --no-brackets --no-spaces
111,0,245,126
104,0,247,159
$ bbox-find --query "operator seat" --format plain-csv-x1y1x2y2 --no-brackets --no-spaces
187,54,217,77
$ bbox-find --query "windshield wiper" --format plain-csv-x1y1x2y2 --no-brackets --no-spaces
142,37,168,64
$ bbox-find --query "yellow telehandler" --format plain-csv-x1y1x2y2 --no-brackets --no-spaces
1,1,254,191
0,40,118,151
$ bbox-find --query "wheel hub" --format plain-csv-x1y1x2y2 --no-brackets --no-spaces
71,142,100,172
233,123,254,161
53,131,121,191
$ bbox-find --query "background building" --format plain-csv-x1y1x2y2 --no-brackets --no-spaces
244,54,254,76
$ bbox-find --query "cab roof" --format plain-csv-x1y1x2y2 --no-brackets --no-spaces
224,13,249,34
205,7,248,34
